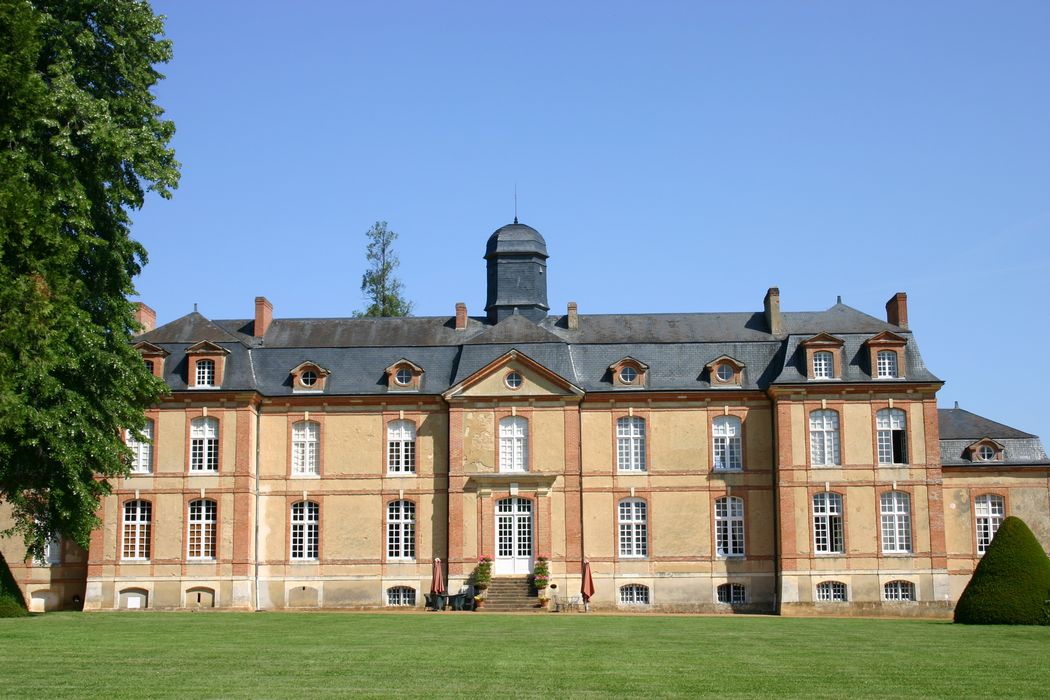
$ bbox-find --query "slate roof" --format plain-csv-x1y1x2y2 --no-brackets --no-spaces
938,408,1049,467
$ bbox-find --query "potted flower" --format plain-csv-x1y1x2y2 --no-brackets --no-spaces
473,593,486,610
531,555,550,593
472,555,492,591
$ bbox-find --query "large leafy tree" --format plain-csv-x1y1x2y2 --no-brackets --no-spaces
355,221,413,317
0,1,178,558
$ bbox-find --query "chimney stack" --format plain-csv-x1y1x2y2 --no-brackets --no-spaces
134,302,156,333
885,292,908,329
763,287,782,337
455,302,467,330
567,302,578,330
254,296,273,338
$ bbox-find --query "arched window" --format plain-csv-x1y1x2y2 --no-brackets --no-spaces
809,410,841,466
387,586,416,606
292,421,320,476
717,583,746,604
812,492,844,554
813,350,834,379
187,499,217,560
122,500,151,561
387,500,416,560
144,359,154,374
715,496,745,557
876,350,898,378
883,580,915,601
876,408,907,465
712,416,742,471
616,416,646,472
618,498,648,558
387,420,416,474
127,419,154,474
499,417,528,473
816,581,848,602
290,501,319,560
619,584,650,605
880,491,912,553
974,494,1005,554
190,417,219,472
196,358,216,387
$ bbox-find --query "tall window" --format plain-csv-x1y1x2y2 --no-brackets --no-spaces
187,499,217,560
196,359,216,387
387,500,416,560
816,581,848,602
190,417,219,472
619,584,650,605
36,535,62,566
883,580,916,601
291,501,319,560
387,420,416,474
127,419,154,474
880,491,912,553
876,409,907,465
876,350,898,378
292,421,319,476
618,499,648,558
387,586,416,606
616,417,646,472
813,351,833,379
975,494,1005,554
813,492,845,554
715,496,745,557
712,416,742,471
122,500,151,560
499,417,528,472
809,410,841,466
717,583,746,604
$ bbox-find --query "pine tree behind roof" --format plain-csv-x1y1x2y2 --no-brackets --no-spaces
954,516,1050,625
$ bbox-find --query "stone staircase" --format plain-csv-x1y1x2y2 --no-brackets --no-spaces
479,576,541,612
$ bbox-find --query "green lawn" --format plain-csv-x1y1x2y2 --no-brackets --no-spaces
1,612,1048,698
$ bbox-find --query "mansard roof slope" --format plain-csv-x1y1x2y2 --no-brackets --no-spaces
939,407,1050,467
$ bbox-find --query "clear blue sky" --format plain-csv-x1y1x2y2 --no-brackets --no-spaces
135,1,1050,436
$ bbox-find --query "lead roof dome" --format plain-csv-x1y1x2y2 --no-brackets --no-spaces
484,220,548,259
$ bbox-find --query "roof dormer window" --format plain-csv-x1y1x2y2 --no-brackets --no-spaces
705,355,744,387
185,340,229,389
619,366,638,384
866,331,907,380
290,361,330,393
386,359,424,392
968,439,1003,462
196,359,215,387
800,333,844,381
133,341,169,379
610,357,648,388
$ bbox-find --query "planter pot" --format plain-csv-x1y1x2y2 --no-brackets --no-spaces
474,599,486,610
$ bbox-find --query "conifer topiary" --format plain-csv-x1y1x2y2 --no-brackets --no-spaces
954,516,1050,625
0,553,29,618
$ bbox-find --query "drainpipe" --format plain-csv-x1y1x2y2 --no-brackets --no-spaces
253,401,261,611
770,396,781,614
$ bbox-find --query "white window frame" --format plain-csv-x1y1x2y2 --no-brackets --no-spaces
813,492,845,554
292,421,320,476
122,500,151,561
883,580,916,601
618,498,648,558
715,496,745,557
975,494,1005,554
619,584,650,605
190,417,219,472
616,416,646,472
290,501,319,561
387,420,417,474
387,586,416,606
187,499,217,560
386,500,416,560
880,491,912,553
499,416,528,473
816,581,848,602
876,350,898,378
195,358,216,387
876,408,908,465
127,419,154,474
812,350,833,379
717,583,746,604
809,410,841,467
35,534,62,567
712,416,742,471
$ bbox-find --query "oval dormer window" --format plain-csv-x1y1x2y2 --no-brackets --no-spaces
395,368,413,386
619,366,637,384
716,364,734,383
301,370,317,387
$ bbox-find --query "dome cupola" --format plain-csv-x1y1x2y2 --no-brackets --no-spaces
484,219,550,323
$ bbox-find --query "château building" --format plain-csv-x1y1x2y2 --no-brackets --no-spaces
4,221,1049,615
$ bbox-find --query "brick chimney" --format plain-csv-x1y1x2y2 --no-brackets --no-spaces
567,302,579,330
254,296,273,338
455,302,468,330
885,292,908,329
763,287,782,337
134,302,156,333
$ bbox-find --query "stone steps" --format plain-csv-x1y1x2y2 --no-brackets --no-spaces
478,576,542,612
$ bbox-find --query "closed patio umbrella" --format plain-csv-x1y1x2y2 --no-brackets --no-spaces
581,559,595,611
431,557,446,595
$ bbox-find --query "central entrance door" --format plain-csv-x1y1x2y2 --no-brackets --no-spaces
495,497,533,575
